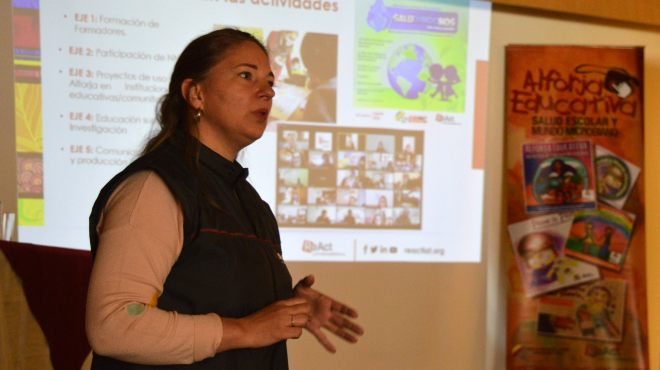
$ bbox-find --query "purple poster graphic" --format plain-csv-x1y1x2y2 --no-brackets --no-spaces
367,0,458,34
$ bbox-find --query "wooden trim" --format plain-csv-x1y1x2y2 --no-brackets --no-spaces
489,0,660,28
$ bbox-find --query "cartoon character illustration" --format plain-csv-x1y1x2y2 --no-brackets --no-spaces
598,227,614,261
428,63,460,101
537,158,584,205
517,232,560,286
598,161,626,197
576,286,621,339
580,221,599,256
367,0,390,32
569,221,616,262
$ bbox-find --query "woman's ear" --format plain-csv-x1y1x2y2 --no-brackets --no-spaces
181,78,204,110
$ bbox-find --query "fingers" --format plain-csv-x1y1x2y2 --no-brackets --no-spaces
330,300,359,318
309,326,337,353
289,313,310,328
311,292,359,319
307,316,362,352
281,300,310,339
277,298,311,320
324,316,360,343
240,298,314,348
302,274,315,286
285,312,310,340
294,274,315,290
329,315,364,336
281,297,308,306
330,327,359,344
289,279,364,351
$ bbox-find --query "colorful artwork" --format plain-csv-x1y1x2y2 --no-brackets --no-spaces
537,280,626,343
565,205,635,271
522,141,596,214
354,0,469,113
508,213,599,297
506,45,646,369
595,145,640,209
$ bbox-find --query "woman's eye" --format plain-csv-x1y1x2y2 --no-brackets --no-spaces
239,71,251,80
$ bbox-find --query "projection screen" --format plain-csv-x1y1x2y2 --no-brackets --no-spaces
11,0,491,262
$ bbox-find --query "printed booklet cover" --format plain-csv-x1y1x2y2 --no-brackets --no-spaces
537,279,626,343
508,213,600,297
565,204,635,271
522,140,597,214
595,145,641,209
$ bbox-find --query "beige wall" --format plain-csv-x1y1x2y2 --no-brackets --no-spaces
491,0,660,28
0,2,658,370
0,0,16,220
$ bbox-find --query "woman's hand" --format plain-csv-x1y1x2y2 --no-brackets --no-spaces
294,275,364,353
218,297,311,351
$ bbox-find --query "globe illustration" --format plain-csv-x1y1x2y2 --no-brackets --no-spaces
387,43,432,99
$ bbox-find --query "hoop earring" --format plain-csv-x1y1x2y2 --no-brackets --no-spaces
194,109,202,123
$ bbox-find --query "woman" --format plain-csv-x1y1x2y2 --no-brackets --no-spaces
86,28,363,369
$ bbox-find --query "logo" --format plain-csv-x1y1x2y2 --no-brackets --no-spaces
435,113,458,124
302,240,333,253
395,111,427,124
362,244,398,255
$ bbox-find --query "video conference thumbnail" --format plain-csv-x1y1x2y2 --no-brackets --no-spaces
276,124,423,229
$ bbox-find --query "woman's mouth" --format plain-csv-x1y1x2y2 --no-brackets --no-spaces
253,108,270,121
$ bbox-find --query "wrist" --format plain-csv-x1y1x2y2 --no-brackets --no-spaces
216,317,251,352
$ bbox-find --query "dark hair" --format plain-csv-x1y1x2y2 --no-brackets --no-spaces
143,28,268,155
300,32,337,83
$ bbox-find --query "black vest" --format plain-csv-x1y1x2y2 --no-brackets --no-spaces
89,135,293,369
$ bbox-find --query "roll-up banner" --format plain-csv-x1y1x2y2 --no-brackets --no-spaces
505,45,648,369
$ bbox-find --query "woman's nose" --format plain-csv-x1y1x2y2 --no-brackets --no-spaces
260,83,275,99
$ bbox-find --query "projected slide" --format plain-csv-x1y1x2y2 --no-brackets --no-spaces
11,0,491,262
355,0,469,113
275,124,423,229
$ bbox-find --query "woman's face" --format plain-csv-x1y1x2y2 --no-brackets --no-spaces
191,41,275,158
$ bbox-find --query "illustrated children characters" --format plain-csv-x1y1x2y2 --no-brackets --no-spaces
580,221,599,256
576,222,614,261
540,158,583,205
576,285,620,339
517,232,560,286
598,162,626,197
598,226,614,261
428,63,460,101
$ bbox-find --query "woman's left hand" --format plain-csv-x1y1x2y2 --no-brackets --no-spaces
293,275,364,353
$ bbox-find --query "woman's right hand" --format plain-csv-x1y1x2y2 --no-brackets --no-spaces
217,297,311,352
